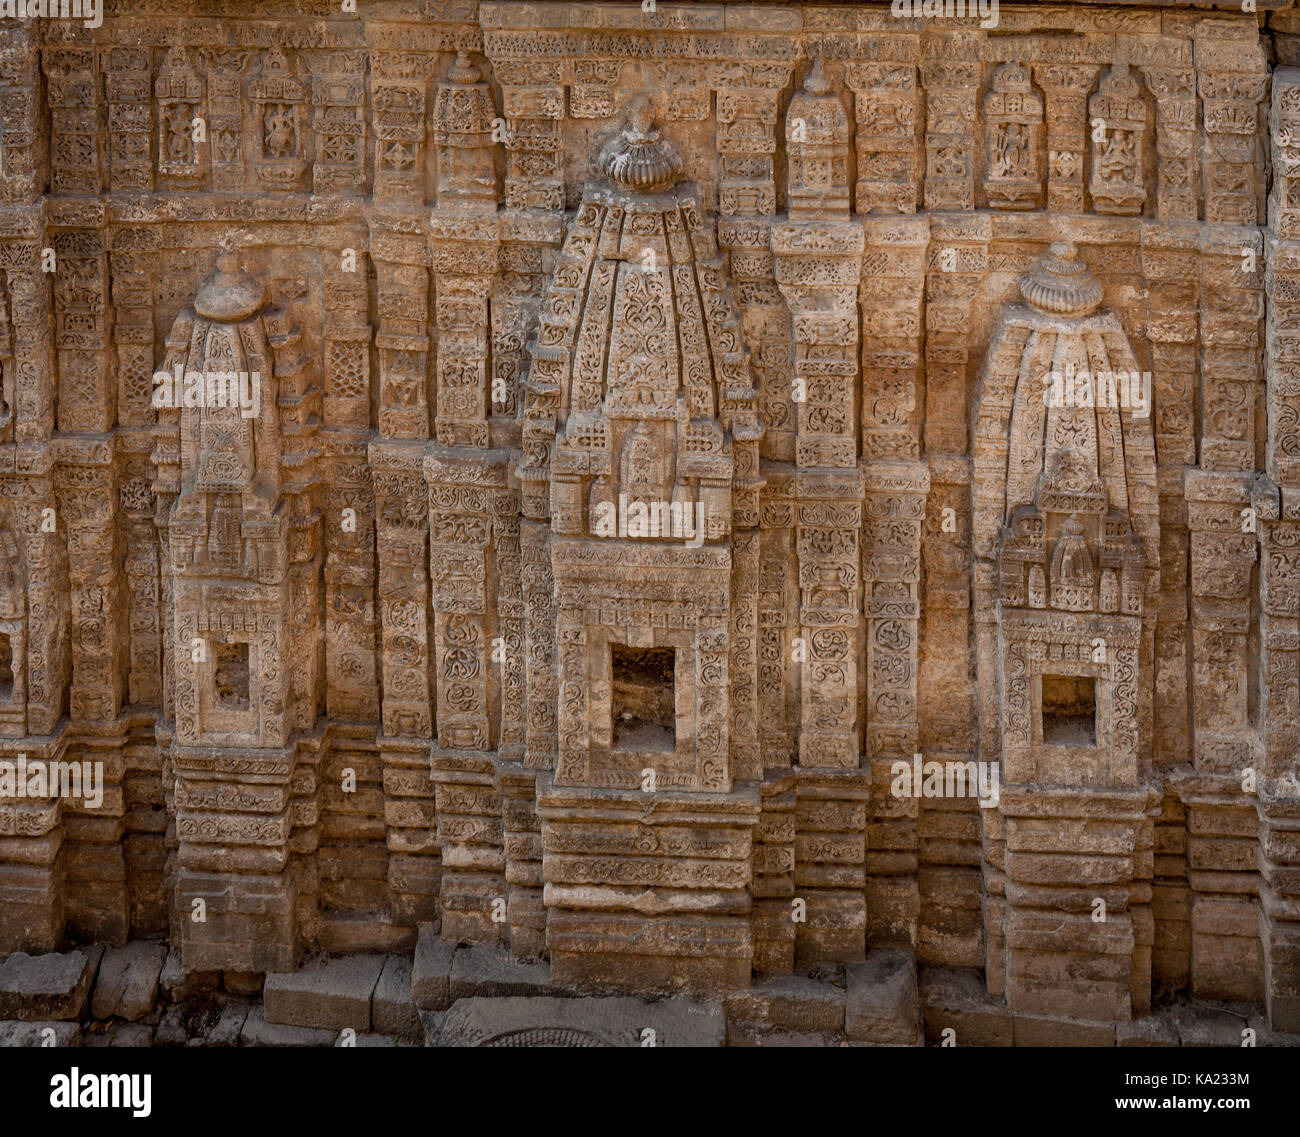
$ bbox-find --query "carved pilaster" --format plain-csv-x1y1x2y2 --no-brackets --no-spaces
105,47,153,193
845,53,921,216
1033,63,1096,215
921,50,979,212
714,61,790,217
1142,66,1199,222
302,50,367,196
1196,20,1269,226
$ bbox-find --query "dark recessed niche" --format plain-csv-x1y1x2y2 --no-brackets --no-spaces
214,641,251,711
611,644,675,752
1041,673,1097,747
0,632,13,701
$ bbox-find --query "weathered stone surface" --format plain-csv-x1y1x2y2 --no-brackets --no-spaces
1014,1015,1117,1047
412,928,456,1012
239,1006,336,1048
420,1010,447,1048
448,944,553,1002
1172,1005,1251,1047
159,952,218,1005
0,951,98,1022
373,954,422,1041
920,967,1013,1047
91,941,168,1022
153,1008,189,1048
438,996,725,1047
0,0,1293,1047
726,973,846,1034
1117,1014,1180,1047
107,1023,155,1048
0,1020,82,1047
206,1003,249,1048
264,955,386,1033
846,951,921,1044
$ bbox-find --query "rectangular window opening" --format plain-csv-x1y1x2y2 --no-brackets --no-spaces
1041,673,1096,747
611,644,675,753
214,641,250,711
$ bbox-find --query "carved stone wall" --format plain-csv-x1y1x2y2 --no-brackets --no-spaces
0,0,1296,1033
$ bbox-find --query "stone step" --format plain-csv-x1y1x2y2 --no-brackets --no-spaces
91,941,168,1022
920,965,1013,1047
372,954,421,1041
724,971,847,1034
264,953,386,1032
240,1005,337,1048
0,948,102,1022
83,1022,154,1047
412,924,455,1011
449,942,553,1002
412,927,557,1011
846,949,921,1044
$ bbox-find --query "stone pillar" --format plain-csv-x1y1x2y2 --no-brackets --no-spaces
322,244,371,431
56,450,123,725
1196,19,1269,227
1185,469,1262,1003
864,462,929,947
105,46,154,193
753,775,796,973
303,49,367,196
924,214,990,456
51,227,114,434
198,51,250,194
371,66,429,208
845,54,921,216
1034,64,1097,215
0,473,66,951
1142,65,1199,223
43,44,101,197
1255,70,1300,1030
427,453,509,944
496,63,565,212
374,239,431,441
757,475,797,770
1142,227,1199,771
0,30,44,204
371,443,438,933
714,67,786,217
921,50,979,212
431,223,497,450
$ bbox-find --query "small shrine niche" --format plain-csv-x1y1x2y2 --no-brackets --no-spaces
785,60,851,219
250,48,308,191
974,243,1160,790
432,52,499,211
1088,63,1149,215
1042,674,1098,747
154,248,303,750
526,98,759,793
983,62,1044,210
155,47,204,188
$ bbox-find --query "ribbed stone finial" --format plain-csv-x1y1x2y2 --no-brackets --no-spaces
195,247,267,323
447,51,481,85
602,97,683,193
1019,241,1103,318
